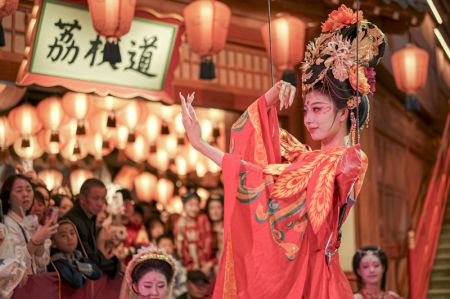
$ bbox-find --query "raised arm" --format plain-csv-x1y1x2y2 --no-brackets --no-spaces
180,92,225,167
179,81,296,168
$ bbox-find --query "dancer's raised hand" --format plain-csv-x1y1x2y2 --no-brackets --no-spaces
180,92,203,149
264,80,296,111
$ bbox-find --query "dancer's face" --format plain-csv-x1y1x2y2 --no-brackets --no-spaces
358,254,383,286
303,90,347,142
134,270,169,299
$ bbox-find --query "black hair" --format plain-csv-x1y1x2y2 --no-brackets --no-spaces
146,217,165,241
79,178,106,196
133,205,145,218
181,189,201,205
0,174,34,215
131,259,174,285
33,189,46,206
51,194,73,207
156,233,174,245
204,193,224,223
116,188,133,202
352,245,389,291
303,21,386,132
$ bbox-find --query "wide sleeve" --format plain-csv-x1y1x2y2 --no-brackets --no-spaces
229,95,281,166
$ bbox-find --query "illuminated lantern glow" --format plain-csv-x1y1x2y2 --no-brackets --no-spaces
61,138,88,162
37,97,65,143
157,134,177,158
207,157,221,173
87,132,114,160
174,112,184,136
155,178,174,205
8,104,42,147
0,116,18,149
391,43,429,111
261,14,306,85
38,129,67,155
94,95,128,128
113,125,129,150
62,92,90,135
196,159,207,177
136,114,161,145
88,109,110,136
70,169,94,195
117,101,146,142
38,169,63,191
134,172,157,202
200,119,213,141
183,0,231,80
13,136,43,160
168,196,183,214
175,155,188,176
124,134,148,163
114,166,139,189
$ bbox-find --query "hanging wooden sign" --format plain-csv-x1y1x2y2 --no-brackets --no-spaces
16,0,184,103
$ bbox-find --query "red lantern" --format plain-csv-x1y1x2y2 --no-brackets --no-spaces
134,172,157,202
38,169,63,191
0,116,18,149
8,104,42,148
261,14,305,85
391,43,429,111
62,92,90,135
87,0,136,62
70,169,94,195
184,0,231,80
37,97,65,143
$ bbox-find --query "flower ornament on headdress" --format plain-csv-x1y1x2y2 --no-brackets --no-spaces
301,4,386,105
125,246,177,285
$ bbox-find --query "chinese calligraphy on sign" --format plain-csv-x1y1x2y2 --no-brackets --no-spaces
17,0,184,102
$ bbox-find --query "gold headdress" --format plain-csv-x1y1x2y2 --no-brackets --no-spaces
125,246,176,285
301,5,386,144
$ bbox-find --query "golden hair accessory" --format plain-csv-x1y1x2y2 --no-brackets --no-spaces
125,246,176,285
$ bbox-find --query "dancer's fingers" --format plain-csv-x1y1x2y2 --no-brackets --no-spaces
188,103,198,121
187,92,195,105
179,92,191,121
279,82,288,110
288,85,296,108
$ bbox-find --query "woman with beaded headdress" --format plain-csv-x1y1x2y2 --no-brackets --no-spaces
120,246,177,299
180,4,386,298
352,246,403,299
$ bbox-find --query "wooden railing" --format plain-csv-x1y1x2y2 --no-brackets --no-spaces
408,110,450,299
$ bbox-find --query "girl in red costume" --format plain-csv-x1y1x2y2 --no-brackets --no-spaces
180,5,386,298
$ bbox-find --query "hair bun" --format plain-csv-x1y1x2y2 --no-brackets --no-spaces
301,5,387,100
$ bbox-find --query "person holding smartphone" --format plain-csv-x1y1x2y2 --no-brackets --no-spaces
0,174,58,277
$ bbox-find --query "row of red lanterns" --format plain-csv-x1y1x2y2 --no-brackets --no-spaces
3,0,430,110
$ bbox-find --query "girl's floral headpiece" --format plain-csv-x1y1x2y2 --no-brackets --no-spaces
301,5,386,108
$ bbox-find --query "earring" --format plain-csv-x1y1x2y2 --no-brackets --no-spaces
349,110,357,146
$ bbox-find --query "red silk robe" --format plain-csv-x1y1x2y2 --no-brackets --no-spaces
213,97,368,298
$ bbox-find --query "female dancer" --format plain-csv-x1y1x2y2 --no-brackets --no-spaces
181,5,386,298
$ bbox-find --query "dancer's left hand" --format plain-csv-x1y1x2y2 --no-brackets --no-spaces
265,80,296,111
180,92,203,149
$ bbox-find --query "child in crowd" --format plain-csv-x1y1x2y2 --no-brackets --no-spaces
173,190,214,272
157,234,187,298
48,218,101,289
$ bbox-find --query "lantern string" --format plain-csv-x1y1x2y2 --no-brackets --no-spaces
267,0,275,86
